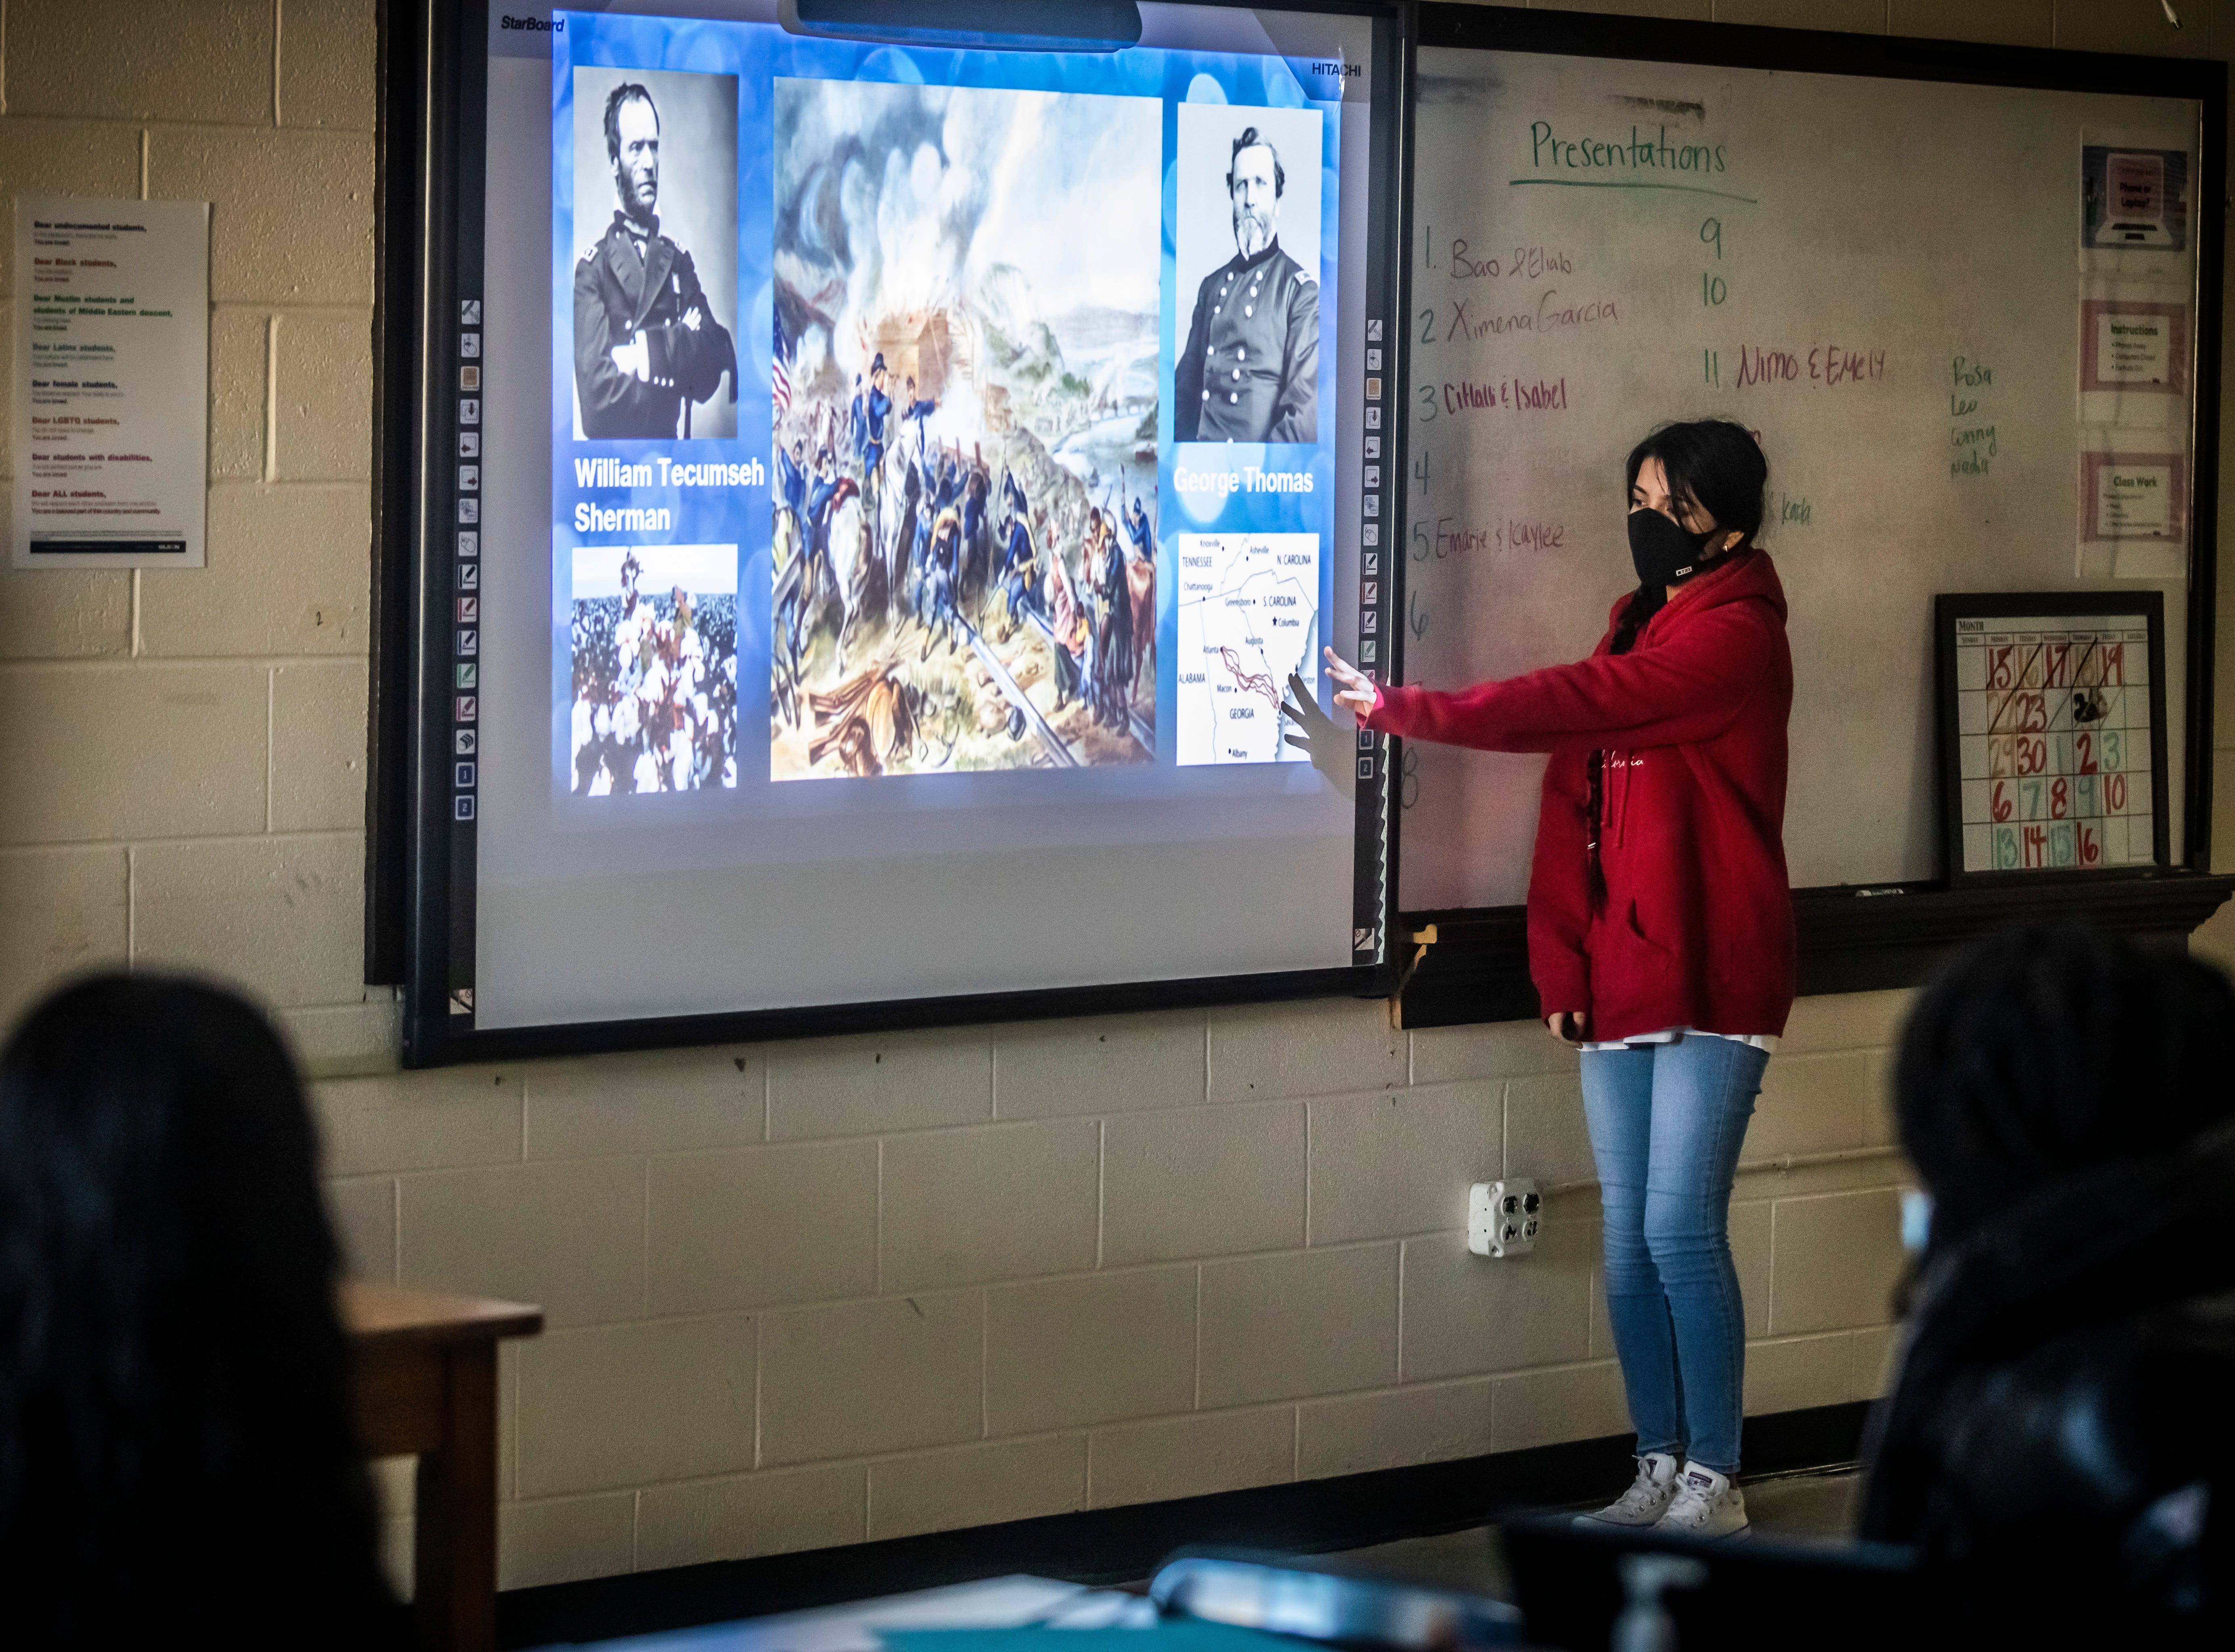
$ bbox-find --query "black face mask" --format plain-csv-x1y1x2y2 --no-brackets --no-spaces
1628,507,1720,587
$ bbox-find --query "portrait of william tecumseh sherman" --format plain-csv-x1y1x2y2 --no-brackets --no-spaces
1175,125,1318,444
574,81,737,439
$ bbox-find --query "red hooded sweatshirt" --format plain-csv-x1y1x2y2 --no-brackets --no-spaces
1365,548,1795,1042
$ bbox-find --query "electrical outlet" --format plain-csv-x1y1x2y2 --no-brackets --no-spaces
1467,1177,1542,1258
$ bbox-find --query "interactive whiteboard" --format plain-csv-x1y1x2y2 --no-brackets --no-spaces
385,0,1409,1064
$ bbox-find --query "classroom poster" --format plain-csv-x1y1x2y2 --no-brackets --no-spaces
2079,441,2187,580
2075,136,2195,580
11,197,210,568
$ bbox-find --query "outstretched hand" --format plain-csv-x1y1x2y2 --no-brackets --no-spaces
1323,647,1378,719
1279,672,1355,801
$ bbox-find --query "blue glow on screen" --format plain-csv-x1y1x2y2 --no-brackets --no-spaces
549,10,1342,805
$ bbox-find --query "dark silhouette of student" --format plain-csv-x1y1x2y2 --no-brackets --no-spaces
1862,919,2235,1645
0,975,401,1647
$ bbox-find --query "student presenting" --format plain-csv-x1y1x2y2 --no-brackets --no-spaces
1325,419,1794,1539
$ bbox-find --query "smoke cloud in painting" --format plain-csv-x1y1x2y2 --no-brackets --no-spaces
769,79,1163,780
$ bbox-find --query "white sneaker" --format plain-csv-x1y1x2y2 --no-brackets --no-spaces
1655,1463,1750,1539
1574,1452,1683,1528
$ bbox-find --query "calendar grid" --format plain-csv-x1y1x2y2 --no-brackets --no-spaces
1953,615,2156,873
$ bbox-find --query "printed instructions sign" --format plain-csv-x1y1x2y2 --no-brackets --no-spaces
13,197,209,567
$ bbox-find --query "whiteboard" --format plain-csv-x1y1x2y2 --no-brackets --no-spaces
1398,44,2200,912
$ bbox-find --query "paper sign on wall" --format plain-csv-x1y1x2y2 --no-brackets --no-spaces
2079,444,2187,580
2080,144,2189,255
11,197,210,568
2078,285,2189,431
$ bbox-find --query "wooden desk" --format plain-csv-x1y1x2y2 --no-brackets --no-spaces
344,1281,543,1652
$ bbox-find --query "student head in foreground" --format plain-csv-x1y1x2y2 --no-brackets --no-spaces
0,974,400,1646
1863,918,2235,1641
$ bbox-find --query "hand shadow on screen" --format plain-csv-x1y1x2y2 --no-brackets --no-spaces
1280,671,1357,802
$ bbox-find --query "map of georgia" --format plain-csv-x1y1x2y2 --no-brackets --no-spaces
1175,533,1322,766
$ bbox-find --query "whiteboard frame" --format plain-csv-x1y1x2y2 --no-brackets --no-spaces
372,0,1418,1067
1392,4,2231,1028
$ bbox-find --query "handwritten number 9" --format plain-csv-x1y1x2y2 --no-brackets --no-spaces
1700,217,1722,260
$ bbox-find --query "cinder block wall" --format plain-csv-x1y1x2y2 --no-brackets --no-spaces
0,0,2221,1596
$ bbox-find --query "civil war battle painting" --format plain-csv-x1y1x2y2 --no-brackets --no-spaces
769,79,1161,780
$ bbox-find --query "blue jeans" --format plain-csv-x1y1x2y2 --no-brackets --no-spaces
1580,1036,1767,1474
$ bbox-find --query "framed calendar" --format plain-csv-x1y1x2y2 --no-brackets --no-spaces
1936,593,2171,886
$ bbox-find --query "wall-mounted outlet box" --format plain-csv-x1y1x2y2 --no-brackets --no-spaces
1468,1177,1541,1258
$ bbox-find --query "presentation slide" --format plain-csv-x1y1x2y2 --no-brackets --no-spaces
465,2,1388,1032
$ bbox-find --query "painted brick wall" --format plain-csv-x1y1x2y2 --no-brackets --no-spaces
0,0,391,1061
326,989,1910,1587
0,0,2221,1598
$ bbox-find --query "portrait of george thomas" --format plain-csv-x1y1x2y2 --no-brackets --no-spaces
1175,118,1320,445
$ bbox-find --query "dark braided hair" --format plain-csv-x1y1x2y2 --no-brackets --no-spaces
0,976,400,1646
1895,919,2235,1256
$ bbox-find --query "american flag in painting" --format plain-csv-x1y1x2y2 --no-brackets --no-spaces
772,312,792,418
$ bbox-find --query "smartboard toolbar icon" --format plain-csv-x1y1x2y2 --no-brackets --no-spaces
460,299,482,325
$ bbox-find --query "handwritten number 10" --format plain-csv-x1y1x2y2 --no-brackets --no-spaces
1700,218,1725,307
